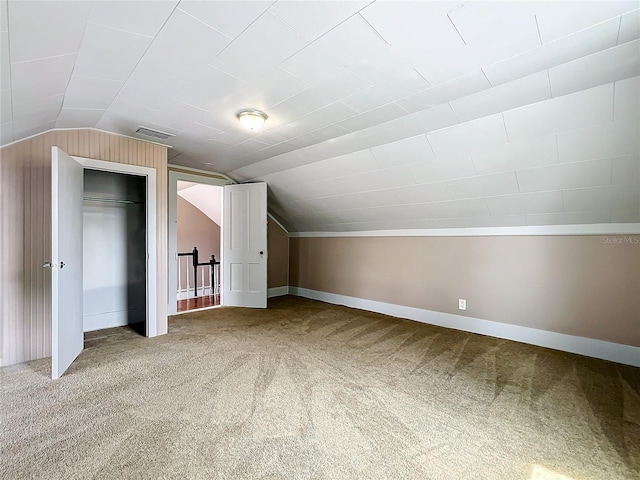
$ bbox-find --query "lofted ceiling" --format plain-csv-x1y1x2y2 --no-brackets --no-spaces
0,1,639,232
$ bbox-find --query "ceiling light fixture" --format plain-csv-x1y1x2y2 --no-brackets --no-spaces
237,109,268,131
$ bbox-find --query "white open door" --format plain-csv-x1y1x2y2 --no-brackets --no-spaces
50,147,84,379
222,183,267,308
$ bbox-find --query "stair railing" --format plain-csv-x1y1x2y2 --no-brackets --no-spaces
177,247,220,299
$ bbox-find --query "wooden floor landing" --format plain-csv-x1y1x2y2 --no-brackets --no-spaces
177,295,220,312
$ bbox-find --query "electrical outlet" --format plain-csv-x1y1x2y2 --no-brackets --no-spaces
458,299,466,311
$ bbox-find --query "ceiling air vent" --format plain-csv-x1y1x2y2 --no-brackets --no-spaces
135,126,175,141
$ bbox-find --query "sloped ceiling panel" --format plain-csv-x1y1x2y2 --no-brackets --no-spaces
0,1,638,232
177,181,222,226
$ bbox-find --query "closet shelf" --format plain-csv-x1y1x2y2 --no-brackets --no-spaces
83,196,144,205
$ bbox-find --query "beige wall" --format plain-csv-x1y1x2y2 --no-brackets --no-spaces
177,196,220,287
289,235,640,346
0,129,168,366
268,218,289,288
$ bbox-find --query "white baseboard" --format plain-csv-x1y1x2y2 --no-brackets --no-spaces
83,308,145,332
268,286,289,298
289,287,640,367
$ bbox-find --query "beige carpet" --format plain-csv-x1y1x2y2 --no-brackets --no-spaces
1,296,638,479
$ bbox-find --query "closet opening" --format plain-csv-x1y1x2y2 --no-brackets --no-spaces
82,169,147,340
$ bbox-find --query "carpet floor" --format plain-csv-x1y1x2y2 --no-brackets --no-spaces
1,296,638,479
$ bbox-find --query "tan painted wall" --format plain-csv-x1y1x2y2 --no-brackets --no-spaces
268,219,289,288
289,235,640,346
177,196,220,288
178,197,221,259
0,129,168,366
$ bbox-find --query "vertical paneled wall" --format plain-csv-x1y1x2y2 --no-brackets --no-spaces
0,129,168,366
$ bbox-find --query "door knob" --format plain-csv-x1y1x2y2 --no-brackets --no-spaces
259,251,264,255
43,262,53,269
60,261,65,269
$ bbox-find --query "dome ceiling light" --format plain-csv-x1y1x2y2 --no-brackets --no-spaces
237,109,268,131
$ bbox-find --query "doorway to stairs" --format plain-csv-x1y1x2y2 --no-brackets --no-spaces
168,167,268,316
168,168,231,315
175,181,222,312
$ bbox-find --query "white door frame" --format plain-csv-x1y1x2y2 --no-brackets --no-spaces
168,168,232,315
73,156,158,337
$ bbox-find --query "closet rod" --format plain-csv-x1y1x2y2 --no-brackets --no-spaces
83,197,143,205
